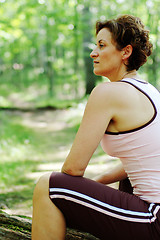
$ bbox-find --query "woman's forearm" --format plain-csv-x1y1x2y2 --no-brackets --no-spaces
95,163,127,185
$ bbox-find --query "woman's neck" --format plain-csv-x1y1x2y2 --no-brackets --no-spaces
109,70,138,82
121,70,138,80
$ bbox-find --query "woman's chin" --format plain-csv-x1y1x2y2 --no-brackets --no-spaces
93,69,102,76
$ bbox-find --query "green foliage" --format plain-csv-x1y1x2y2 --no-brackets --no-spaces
0,0,159,108
0,112,38,192
0,108,83,212
0,0,159,217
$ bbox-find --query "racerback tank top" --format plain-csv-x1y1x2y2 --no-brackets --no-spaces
101,78,160,203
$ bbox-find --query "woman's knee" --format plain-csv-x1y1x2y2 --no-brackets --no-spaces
33,172,51,202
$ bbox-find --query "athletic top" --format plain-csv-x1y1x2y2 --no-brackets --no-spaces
101,78,160,203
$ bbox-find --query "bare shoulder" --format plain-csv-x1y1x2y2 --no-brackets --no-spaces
89,81,136,106
90,82,117,101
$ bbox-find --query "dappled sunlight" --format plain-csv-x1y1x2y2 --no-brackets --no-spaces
85,160,119,179
22,112,69,132
26,162,64,181
21,105,85,133
51,148,69,160
4,203,32,217
7,85,48,109
0,0,159,225
0,185,26,195
85,153,119,179
0,108,119,217
26,171,50,182
0,143,34,162
29,149,69,163
0,185,34,217
38,162,63,171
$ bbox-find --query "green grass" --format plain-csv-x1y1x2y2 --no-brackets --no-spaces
0,108,80,215
0,79,86,109
0,106,118,216
0,111,39,161
0,111,43,212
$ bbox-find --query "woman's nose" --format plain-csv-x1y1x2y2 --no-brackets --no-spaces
90,49,99,58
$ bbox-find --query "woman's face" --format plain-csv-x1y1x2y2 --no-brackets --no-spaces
90,28,123,80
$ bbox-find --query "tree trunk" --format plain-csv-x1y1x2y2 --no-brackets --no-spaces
0,210,99,240
82,5,97,95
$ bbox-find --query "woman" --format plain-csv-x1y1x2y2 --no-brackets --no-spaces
32,15,160,240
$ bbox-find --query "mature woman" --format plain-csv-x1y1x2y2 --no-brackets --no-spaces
32,15,160,240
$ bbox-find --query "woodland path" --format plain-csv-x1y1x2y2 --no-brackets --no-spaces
1,106,119,217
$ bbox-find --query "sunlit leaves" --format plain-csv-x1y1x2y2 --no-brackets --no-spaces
0,0,160,101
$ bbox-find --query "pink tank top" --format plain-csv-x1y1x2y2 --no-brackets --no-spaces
101,78,160,203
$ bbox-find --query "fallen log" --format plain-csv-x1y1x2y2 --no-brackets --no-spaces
0,210,99,240
0,210,31,240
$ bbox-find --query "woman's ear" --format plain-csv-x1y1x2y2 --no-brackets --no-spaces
122,45,133,61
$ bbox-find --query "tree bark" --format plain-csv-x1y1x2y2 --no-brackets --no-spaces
0,210,31,240
0,210,99,240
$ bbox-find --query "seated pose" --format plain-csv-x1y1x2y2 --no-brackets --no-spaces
32,15,160,240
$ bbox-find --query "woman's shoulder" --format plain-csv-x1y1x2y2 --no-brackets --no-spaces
90,81,139,111
89,82,115,103
91,81,134,100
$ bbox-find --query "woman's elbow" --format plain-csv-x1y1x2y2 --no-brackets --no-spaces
61,165,84,177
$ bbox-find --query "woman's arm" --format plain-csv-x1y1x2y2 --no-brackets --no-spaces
61,83,116,176
94,162,127,184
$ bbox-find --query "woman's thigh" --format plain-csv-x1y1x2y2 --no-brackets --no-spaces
49,172,160,240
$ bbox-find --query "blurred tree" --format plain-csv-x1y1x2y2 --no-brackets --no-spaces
145,1,160,88
0,0,159,107
82,3,97,95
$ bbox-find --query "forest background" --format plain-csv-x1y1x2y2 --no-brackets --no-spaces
0,0,160,217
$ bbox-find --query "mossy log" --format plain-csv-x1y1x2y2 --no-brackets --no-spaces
0,210,99,240
0,210,31,240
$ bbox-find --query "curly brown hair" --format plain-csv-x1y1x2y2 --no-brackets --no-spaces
96,15,153,71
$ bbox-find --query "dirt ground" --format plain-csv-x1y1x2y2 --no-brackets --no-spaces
20,107,119,180
2,107,119,217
